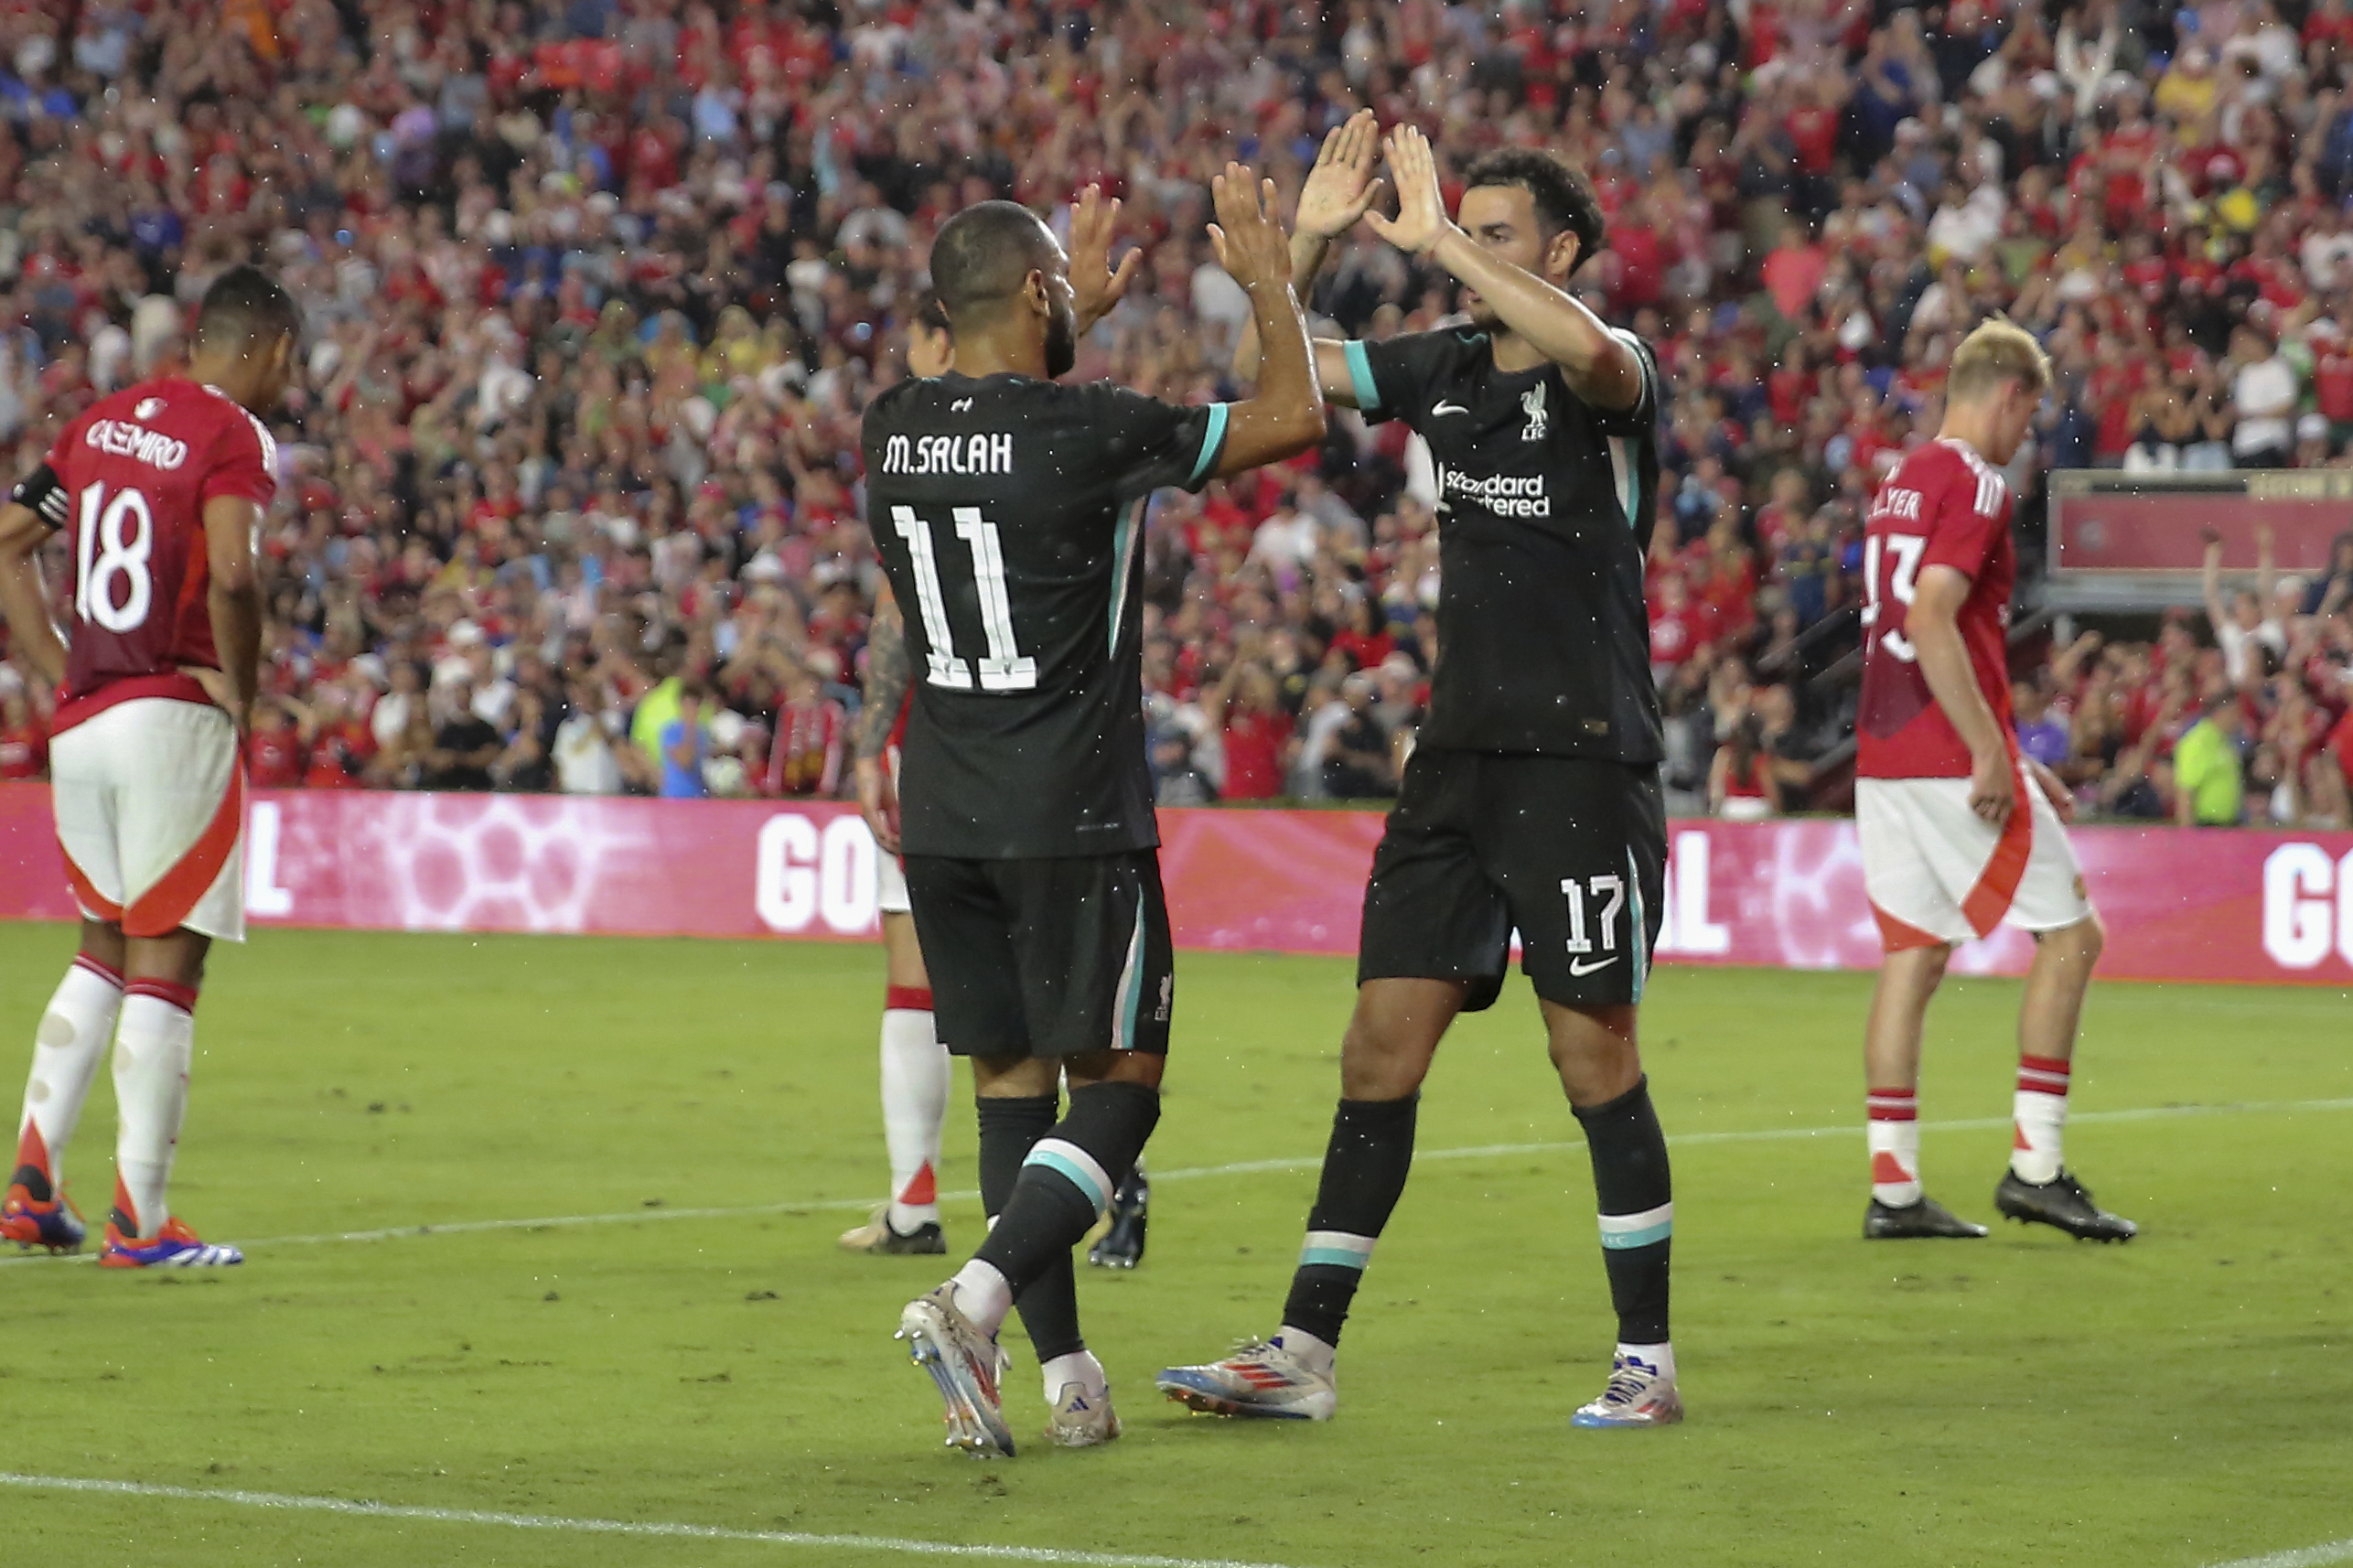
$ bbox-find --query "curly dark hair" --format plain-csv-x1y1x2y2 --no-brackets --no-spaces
1459,149,1606,275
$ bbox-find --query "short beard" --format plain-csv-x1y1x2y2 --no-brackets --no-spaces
1044,300,1077,378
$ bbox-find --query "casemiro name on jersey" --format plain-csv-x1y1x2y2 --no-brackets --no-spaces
880,431,1017,477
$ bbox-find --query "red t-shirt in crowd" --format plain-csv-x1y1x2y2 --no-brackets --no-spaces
1856,438,2015,779
245,725,306,788
1221,710,1292,800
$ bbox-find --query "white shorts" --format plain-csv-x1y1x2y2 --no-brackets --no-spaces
877,838,911,916
50,698,245,942
1855,765,2092,950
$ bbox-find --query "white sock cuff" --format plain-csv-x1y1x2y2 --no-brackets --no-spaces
1618,1340,1676,1381
1040,1349,1106,1405
1273,1326,1337,1377
1597,1201,1674,1250
948,1260,1012,1336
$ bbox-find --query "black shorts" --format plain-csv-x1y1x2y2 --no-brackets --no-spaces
1358,750,1666,1011
903,850,1175,1060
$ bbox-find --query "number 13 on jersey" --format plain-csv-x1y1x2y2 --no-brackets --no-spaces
1861,532,1924,663
892,505,1038,693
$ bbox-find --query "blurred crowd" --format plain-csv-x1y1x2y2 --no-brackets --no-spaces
1,0,2351,825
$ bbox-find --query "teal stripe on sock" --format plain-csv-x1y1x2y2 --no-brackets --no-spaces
1026,1148,1109,1213
1299,1247,1372,1270
1599,1219,1672,1251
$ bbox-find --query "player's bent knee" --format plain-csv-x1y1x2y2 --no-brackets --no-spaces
972,1054,1061,1098
2039,913,2104,967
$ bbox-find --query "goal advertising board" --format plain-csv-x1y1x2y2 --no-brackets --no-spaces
0,785,2347,986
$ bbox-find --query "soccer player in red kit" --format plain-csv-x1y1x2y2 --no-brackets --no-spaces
0,265,300,1266
1853,317,2134,1244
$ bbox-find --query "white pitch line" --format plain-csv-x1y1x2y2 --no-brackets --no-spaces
0,1472,1312,1567
2207,1541,2353,1568
6,1097,2350,1270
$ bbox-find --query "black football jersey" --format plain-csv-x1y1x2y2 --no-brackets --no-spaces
864,371,1230,858
1346,328,1664,761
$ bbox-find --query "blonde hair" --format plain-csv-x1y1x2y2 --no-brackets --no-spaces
1947,317,2052,403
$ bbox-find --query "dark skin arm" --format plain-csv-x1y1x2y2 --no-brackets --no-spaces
200,495,264,734
0,500,66,685
854,582,913,854
1204,165,1329,478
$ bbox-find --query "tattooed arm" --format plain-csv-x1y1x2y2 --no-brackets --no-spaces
855,581,912,853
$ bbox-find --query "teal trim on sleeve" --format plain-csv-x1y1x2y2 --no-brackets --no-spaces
1342,340,1380,412
1187,402,1231,489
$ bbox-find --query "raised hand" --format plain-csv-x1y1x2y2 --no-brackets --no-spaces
1069,183,1142,334
1364,124,1455,259
1295,109,1386,242
1208,164,1295,296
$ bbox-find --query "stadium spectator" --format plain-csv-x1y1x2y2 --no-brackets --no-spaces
0,0,2342,832
1321,673,1396,800
429,678,504,792
658,684,712,801
2173,696,2251,826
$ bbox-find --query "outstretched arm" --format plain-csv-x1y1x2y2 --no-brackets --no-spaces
1067,183,1142,337
2201,530,2229,629
1367,124,1644,413
1234,110,1386,400
1205,165,1328,477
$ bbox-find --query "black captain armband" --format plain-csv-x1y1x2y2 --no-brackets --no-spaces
7,464,70,530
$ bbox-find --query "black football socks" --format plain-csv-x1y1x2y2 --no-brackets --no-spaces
973,1081,1160,1310
1278,1094,1419,1349
974,1093,1082,1363
1574,1074,1673,1345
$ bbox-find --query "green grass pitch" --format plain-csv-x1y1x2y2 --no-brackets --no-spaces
0,921,2348,1567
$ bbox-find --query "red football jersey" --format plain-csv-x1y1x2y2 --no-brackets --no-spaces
1855,438,2015,780
44,378,277,725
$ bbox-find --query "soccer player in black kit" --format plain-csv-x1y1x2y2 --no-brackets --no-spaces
1158,116,1683,1427
865,170,1327,1456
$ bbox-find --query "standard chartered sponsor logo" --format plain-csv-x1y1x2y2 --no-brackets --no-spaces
1437,463,1551,518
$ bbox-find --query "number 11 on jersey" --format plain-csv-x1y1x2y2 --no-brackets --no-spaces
892,506,1038,693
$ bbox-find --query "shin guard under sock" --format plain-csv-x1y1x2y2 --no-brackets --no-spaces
975,1081,1160,1299
1574,1075,1672,1346
1279,1095,1418,1349
974,1093,1081,1364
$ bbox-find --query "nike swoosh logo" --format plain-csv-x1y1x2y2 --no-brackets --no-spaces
1432,402,1470,416
1568,955,1620,977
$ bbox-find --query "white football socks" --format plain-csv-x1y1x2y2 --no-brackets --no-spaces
1273,1326,1337,1378
879,993,948,1232
113,984,196,1238
1866,1088,1921,1207
1040,1348,1107,1405
949,1259,1013,1339
2011,1055,2071,1184
14,956,124,1192
1619,1341,1677,1381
